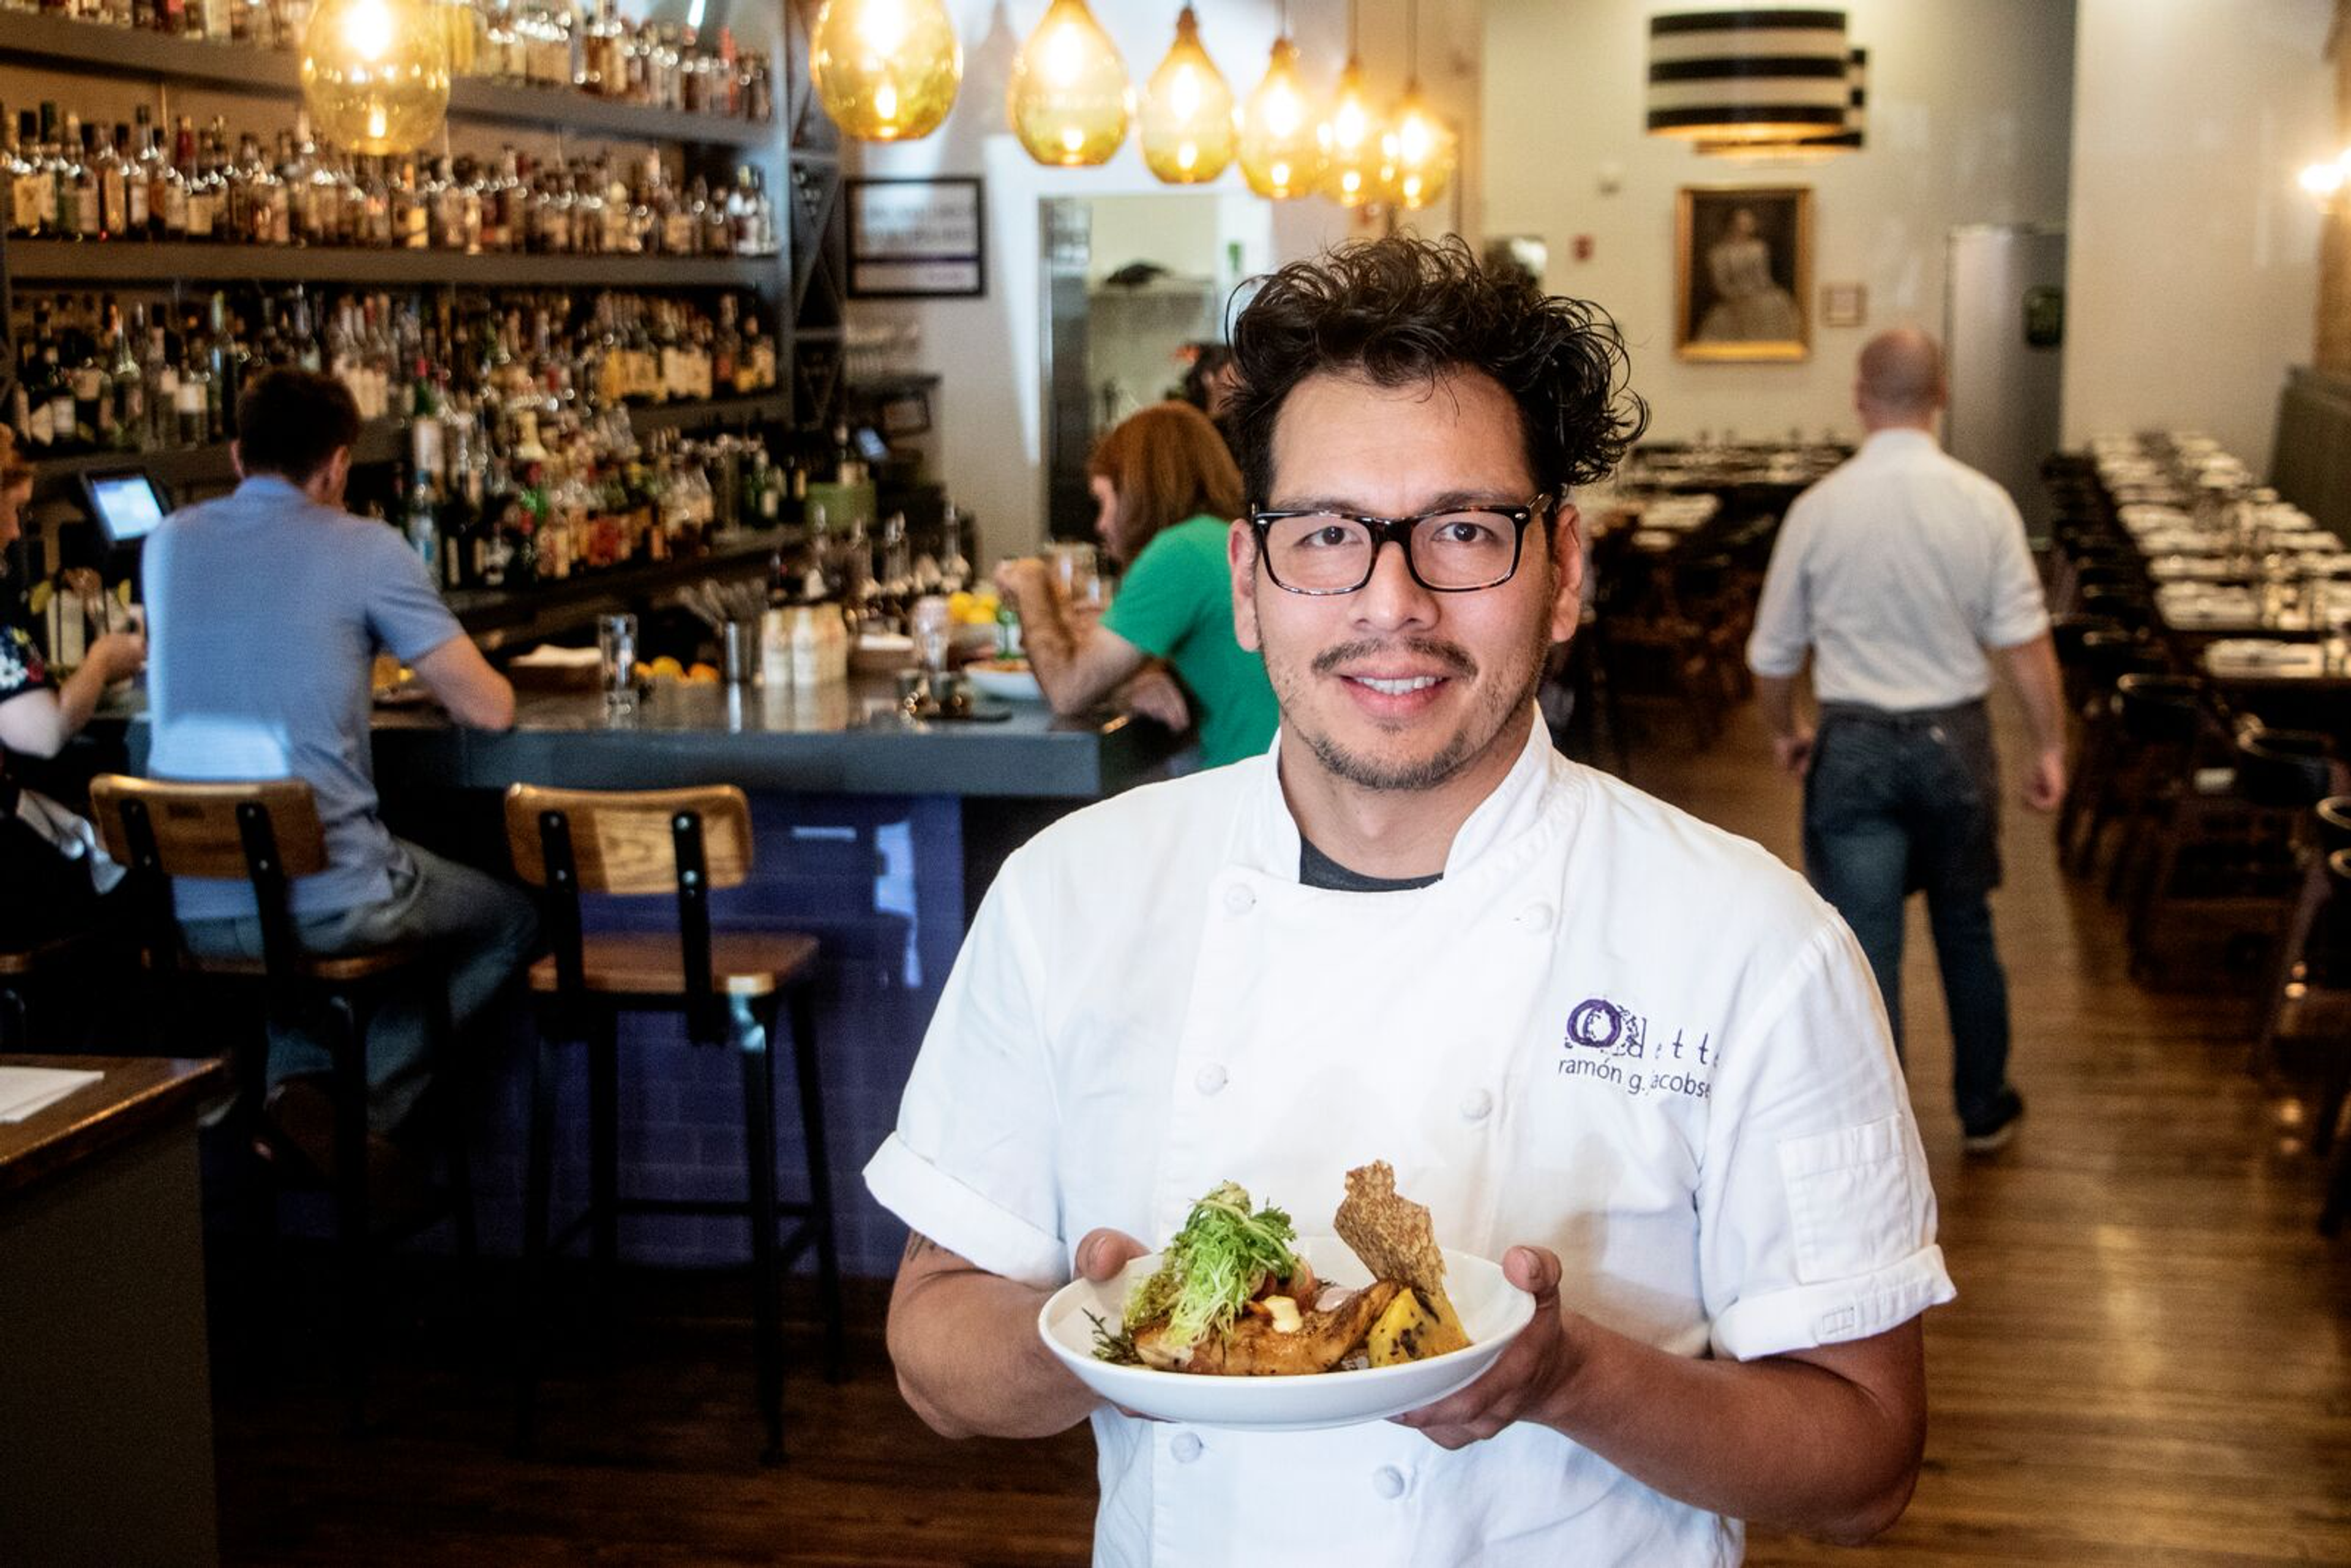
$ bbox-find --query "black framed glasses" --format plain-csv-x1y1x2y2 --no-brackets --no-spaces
1247,495,1556,595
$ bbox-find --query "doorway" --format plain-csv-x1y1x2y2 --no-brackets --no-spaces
1038,193,1272,541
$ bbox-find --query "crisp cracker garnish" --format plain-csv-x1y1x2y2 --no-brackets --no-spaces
1333,1161,1447,1300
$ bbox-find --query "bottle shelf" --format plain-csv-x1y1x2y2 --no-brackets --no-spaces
450,523,800,644
0,12,776,148
26,392,793,498
5,239,779,289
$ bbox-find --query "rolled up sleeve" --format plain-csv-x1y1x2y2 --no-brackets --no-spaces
1981,490,2052,651
1698,920,1956,1360
862,854,1069,1289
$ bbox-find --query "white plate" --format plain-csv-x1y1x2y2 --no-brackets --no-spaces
1037,1236,1535,1432
967,665,1044,702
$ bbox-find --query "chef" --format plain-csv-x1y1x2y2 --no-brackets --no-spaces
866,236,1952,1566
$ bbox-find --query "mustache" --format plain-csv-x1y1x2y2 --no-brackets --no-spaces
1311,638,1479,680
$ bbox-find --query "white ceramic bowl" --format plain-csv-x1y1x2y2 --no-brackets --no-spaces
1037,1236,1534,1432
967,664,1045,702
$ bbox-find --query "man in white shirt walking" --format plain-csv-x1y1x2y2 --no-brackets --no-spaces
869,241,1951,1566
1746,328,2064,1154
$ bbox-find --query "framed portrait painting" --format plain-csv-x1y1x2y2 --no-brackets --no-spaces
1675,186,1812,362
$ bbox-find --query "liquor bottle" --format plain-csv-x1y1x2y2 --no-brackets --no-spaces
141,313,177,449
39,106,80,241
403,468,443,578
208,292,248,438
4,110,46,241
176,116,214,241
122,117,152,237
106,302,144,451
64,118,101,241
173,317,211,446
95,122,129,241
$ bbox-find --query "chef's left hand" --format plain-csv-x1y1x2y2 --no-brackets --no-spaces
1390,1245,1580,1449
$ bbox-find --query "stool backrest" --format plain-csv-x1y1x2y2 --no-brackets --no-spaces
503,785,752,895
2315,796,2351,857
2115,673,2208,747
503,784,753,1039
86,775,327,989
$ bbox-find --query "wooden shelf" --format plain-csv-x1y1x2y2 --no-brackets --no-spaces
27,394,788,499
451,525,799,645
0,12,775,147
6,239,779,289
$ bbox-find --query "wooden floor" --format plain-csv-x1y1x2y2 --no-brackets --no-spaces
211,693,2351,1566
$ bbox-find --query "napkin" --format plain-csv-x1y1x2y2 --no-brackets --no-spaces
0,1066,103,1124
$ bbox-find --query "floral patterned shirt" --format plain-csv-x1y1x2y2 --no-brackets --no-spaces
0,620,51,707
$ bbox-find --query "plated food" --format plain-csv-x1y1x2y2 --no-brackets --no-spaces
1038,1164,1534,1430
1094,1162,1472,1378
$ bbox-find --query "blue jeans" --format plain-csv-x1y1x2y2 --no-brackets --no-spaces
1804,701,2014,1127
181,840,539,1133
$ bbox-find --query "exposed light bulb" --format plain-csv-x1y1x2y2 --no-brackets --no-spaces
811,0,964,142
1140,6,1237,184
302,0,450,156
1239,36,1327,199
1008,0,1131,167
1384,83,1455,211
1321,57,1389,207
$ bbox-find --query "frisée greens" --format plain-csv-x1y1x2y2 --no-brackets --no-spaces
1101,1181,1301,1361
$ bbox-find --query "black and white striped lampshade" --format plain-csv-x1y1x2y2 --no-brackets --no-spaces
1648,9,1850,143
1696,46,1867,159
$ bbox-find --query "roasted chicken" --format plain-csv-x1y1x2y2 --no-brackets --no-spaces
1134,1280,1403,1376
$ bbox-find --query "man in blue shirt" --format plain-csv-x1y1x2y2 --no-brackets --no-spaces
144,369,535,1185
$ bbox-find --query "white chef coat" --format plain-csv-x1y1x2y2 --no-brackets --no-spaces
865,715,1954,1567
1745,428,2050,711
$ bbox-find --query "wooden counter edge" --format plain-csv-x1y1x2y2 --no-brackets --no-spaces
0,1056,229,1203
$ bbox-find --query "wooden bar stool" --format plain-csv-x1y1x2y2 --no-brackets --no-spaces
504,783,842,1465
86,774,473,1432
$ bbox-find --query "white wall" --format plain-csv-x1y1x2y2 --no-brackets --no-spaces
1480,0,2076,445
2062,0,2333,469
846,0,1479,566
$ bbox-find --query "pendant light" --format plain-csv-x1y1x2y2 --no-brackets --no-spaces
300,0,451,156
1695,45,1865,160
1238,5,1327,200
1321,0,1387,208
1383,0,1455,211
1140,6,1238,183
1008,0,1132,167
809,0,964,143
1646,9,1849,144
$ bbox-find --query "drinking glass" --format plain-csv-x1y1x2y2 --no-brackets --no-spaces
598,612,640,715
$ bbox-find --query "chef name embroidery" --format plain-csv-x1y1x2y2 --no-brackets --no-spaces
1557,997,1715,1101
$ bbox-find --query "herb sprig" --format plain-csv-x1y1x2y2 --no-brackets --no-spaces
1113,1181,1300,1355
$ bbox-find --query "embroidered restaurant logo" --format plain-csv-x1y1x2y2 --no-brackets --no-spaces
1558,994,1715,1101
1565,997,1635,1052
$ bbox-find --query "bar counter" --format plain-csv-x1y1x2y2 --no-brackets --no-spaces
109,678,1185,1278
367,675,1187,800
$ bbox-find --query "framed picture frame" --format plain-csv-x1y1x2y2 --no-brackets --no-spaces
847,177,986,299
1820,281,1867,329
1674,186,1813,362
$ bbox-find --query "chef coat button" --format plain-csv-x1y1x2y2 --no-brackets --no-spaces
1517,901,1555,932
1372,1465,1408,1499
1194,1063,1228,1095
1459,1088,1494,1122
1169,1432,1204,1463
1223,883,1256,915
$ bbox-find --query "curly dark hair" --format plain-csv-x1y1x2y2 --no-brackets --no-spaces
1224,235,1647,506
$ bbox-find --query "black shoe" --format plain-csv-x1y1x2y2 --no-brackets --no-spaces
1962,1089,2025,1155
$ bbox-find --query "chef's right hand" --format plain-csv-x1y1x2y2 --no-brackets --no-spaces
1074,1228,1149,1281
